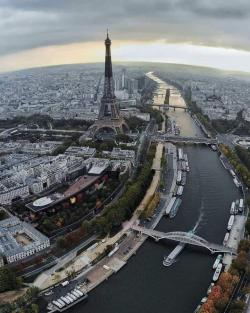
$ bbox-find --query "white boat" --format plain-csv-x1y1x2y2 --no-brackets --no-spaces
72,291,80,298
211,145,217,151
182,161,187,171
68,293,77,301
207,283,214,295
178,148,183,160
65,295,74,303
213,254,222,269
233,178,241,188
223,232,230,245
169,198,182,218
61,296,70,305
176,186,184,196
74,289,84,296
194,305,201,313
230,169,236,178
163,243,185,266
177,170,182,183
57,299,66,307
213,263,223,282
201,297,208,304
230,202,235,215
165,197,176,215
52,300,63,309
239,198,244,212
227,215,235,231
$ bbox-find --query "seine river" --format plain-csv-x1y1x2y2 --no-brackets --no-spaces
69,74,241,313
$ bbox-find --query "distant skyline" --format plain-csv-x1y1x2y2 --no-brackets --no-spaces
1,0,250,73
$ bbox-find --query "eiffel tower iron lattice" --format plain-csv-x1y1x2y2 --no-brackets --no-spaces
90,31,129,139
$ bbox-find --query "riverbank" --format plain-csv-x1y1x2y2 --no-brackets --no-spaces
37,141,181,312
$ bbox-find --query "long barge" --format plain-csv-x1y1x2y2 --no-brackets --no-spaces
163,243,185,266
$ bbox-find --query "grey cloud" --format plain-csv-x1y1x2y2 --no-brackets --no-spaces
0,0,250,56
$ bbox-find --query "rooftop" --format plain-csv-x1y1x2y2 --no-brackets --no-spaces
0,216,49,258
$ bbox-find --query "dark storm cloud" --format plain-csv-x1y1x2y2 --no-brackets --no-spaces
0,0,250,56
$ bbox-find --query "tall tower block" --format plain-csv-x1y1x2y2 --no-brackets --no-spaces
91,32,128,139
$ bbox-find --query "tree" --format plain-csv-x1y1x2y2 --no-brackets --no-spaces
245,219,250,235
81,220,91,233
230,300,245,313
217,272,234,293
238,239,250,253
30,303,39,313
208,285,222,302
214,295,229,311
0,266,22,292
200,299,215,313
232,251,248,272
56,236,66,249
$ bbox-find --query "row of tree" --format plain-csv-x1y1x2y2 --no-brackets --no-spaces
199,240,250,313
81,144,156,235
235,145,250,172
220,144,250,187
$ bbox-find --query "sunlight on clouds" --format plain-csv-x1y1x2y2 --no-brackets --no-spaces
1,40,250,73
113,41,250,72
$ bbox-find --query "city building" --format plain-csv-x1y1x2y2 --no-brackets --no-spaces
103,148,136,165
65,146,96,158
0,154,86,204
0,180,30,205
26,160,111,215
20,141,63,155
0,215,50,265
90,32,129,138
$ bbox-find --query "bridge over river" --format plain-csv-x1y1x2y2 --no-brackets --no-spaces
153,103,188,111
153,135,217,145
132,225,236,255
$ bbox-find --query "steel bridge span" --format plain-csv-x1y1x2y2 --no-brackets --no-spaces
153,103,187,111
132,225,236,255
153,135,217,145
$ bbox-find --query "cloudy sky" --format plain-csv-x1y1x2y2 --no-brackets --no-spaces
1,0,250,72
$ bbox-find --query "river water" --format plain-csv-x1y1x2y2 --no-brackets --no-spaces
69,74,241,313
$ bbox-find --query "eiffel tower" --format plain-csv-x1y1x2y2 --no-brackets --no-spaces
91,31,128,139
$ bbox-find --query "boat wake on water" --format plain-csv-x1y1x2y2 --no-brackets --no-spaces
193,201,207,233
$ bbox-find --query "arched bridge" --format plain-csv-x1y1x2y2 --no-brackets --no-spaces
132,225,236,255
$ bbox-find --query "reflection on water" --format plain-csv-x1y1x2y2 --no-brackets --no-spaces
147,71,186,108
147,71,203,137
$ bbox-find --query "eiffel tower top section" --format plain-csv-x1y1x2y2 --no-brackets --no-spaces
103,30,115,100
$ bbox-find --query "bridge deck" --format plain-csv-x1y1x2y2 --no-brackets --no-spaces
132,225,236,254
153,135,217,145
